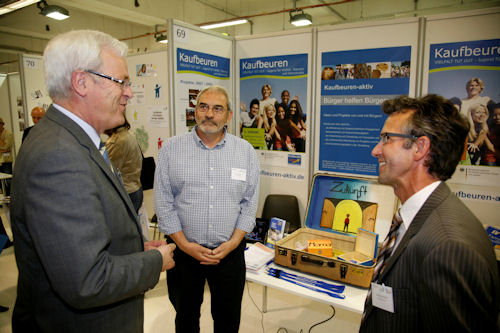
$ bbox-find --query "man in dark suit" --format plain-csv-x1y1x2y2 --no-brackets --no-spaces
360,95,499,332
10,30,175,332
21,106,45,142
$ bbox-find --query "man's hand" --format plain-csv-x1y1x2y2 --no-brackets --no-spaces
206,239,238,262
182,242,220,265
146,241,176,272
144,240,166,251
203,229,246,264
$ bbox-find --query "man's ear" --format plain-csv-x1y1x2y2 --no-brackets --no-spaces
226,110,234,123
72,71,89,97
414,136,431,161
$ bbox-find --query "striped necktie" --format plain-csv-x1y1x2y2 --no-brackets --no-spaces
361,209,403,322
99,142,113,172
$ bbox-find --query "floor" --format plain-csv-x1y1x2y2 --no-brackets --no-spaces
0,206,361,333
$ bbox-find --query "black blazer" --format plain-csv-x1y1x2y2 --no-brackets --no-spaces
360,182,499,332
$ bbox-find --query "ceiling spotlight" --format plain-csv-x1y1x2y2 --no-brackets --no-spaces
154,25,168,44
155,34,168,43
290,10,312,27
37,0,69,20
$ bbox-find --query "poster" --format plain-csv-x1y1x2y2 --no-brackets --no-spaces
175,47,230,132
319,46,412,176
239,53,308,164
135,63,157,77
427,39,500,186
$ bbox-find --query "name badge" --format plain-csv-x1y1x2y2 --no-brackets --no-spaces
231,168,247,181
371,282,394,313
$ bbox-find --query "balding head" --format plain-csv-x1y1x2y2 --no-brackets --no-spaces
31,107,46,124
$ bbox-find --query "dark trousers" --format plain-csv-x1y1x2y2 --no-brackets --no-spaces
166,239,246,333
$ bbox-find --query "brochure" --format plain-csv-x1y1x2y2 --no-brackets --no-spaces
245,242,274,272
266,217,286,249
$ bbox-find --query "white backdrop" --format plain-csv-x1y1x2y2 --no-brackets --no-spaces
126,50,170,159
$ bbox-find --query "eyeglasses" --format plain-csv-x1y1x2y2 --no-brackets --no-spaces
196,103,225,114
380,132,420,144
85,70,132,88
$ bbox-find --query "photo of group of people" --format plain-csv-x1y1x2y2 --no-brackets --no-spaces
185,88,199,129
240,84,307,153
450,77,500,166
427,40,500,172
321,60,411,80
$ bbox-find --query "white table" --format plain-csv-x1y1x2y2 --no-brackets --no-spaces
246,261,368,314
0,173,12,226
0,172,12,201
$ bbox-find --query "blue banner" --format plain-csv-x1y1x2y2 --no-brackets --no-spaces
240,54,308,79
429,39,500,71
428,38,500,179
239,53,309,155
177,48,230,79
319,46,412,176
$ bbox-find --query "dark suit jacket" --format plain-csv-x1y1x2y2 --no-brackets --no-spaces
21,125,33,142
360,182,499,332
11,105,163,332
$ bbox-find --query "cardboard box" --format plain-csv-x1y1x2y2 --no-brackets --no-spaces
307,239,333,257
274,174,396,288
338,228,378,266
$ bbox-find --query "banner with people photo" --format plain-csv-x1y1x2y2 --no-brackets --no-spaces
239,53,308,163
318,46,412,177
427,38,500,186
169,21,233,136
175,47,230,133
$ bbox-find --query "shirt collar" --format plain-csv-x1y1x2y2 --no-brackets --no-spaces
191,125,227,149
52,103,101,149
399,180,441,231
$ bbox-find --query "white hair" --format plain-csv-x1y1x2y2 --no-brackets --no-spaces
43,30,128,100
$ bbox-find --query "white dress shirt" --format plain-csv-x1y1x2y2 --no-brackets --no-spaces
393,180,441,252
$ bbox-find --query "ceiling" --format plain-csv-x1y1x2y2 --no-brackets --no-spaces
0,0,499,71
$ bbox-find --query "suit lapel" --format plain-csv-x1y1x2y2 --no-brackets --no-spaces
364,183,451,319
46,106,139,224
377,182,451,283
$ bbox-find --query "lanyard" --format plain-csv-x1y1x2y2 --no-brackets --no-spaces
267,268,345,299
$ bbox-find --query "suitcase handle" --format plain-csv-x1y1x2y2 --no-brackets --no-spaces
301,255,324,266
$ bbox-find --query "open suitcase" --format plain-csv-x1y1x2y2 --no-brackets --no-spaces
274,174,397,288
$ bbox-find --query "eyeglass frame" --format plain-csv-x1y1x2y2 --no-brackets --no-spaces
196,102,226,114
85,70,132,88
380,132,420,144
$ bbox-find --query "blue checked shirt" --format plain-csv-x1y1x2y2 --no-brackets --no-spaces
154,127,260,248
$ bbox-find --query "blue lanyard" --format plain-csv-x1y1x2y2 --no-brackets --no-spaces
267,268,345,293
267,268,345,299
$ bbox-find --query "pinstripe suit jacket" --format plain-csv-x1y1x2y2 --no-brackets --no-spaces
11,106,163,333
360,182,499,333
